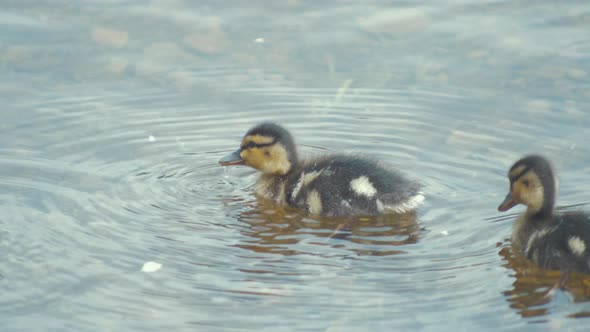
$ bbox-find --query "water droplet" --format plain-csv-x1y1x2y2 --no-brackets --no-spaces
142,261,162,273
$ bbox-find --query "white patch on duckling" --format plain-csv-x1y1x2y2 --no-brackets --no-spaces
568,236,586,256
400,193,425,212
341,200,351,209
524,227,555,257
376,199,384,211
291,173,304,201
291,170,323,201
377,193,425,213
276,181,286,204
307,190,322,215
303,170,322,186
350,176,377,198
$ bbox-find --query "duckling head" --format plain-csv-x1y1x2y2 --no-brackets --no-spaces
219,123,298,176
498,155,556,217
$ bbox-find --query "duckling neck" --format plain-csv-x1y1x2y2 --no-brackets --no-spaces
527,205,553,220
271,149,299,177
527,180,556,220
255,163,301,203
287,151,299,175
280,156,301,177
270,154,299,176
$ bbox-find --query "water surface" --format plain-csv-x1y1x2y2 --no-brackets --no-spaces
2,1,590,331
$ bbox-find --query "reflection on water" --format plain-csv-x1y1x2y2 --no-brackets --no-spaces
232,196,421,257
500,245,590,319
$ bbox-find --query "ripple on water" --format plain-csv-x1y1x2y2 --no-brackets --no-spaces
2,80,590,330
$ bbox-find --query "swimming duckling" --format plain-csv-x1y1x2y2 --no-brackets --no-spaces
498,155,590,274
219,123,424,217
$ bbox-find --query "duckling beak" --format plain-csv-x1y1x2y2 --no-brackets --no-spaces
219,149,245,166
498,193,518,212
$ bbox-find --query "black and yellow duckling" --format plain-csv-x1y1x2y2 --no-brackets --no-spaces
498,155,590,274
219,123,424,217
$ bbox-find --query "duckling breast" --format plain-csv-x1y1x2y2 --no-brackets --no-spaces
255,175,287,205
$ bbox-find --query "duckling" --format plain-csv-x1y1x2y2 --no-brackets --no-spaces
498,155,590,274
219,123,424,217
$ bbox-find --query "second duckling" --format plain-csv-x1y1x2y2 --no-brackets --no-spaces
498,155,590,274
219,123,424,217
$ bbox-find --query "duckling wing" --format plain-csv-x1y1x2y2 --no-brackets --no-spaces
526,214,590,273
292,155,423,216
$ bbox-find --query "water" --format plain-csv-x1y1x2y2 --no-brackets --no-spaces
2,1,590,331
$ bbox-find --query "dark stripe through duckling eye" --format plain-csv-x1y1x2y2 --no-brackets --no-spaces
242,139,277,150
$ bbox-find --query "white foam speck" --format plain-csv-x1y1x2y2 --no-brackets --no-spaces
148,135,156,142
440,230,449,236
254,37,265,43
142,261,162,273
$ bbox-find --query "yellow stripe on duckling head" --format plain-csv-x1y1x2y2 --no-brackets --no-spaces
242,135,275,146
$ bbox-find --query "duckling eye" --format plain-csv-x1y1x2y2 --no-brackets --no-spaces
264,150,270,157
522,179,530,187
244,141,256,149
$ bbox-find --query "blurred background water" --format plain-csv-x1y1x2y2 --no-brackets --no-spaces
1,0,590,331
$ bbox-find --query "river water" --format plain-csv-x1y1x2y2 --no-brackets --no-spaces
2,1,590,331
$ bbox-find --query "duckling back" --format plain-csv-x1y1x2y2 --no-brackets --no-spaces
518,213,590,273
257,155,423,217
